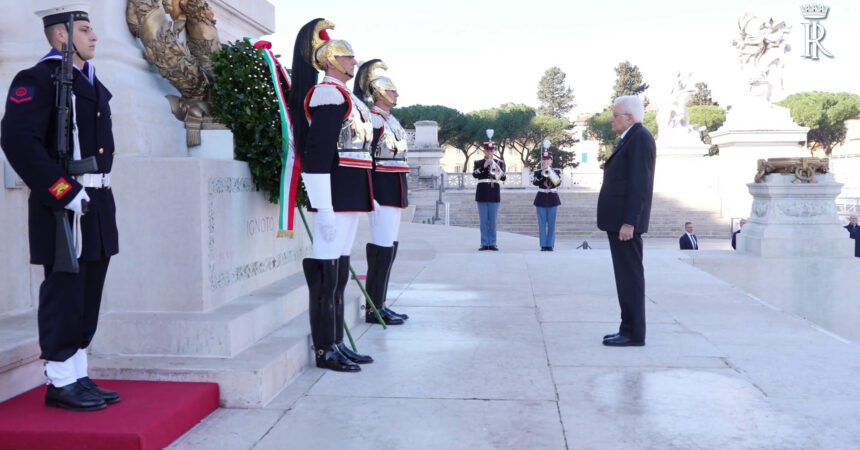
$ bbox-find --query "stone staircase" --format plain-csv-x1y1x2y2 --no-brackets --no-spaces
412,186,731,239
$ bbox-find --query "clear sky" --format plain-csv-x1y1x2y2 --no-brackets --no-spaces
266,0,859,117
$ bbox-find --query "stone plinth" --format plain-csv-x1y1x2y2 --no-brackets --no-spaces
739,173,853,257
711,102,809,219
408,121,444,176
654,134,718,207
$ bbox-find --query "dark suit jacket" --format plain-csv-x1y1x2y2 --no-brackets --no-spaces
1,58,118,264
731,229,741,249
597,123,656,233
679,233,698,250
847,224,859,257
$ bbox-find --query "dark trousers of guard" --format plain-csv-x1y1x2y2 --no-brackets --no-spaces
39,258,110,362
302,258,370,372
607,233,646,341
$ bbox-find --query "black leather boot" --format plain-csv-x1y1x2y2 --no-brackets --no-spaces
382,241,408,320
303,258,360,372
77,377,121,404
365,243,403,325
335,256,373,364
45,382,107,411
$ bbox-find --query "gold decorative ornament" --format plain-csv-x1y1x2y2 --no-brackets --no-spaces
126,0,224,146
309,19,354,75
754,157,830,184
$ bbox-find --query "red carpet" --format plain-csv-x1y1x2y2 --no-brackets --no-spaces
0,380,219,450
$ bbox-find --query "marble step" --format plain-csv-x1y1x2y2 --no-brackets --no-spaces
92,271,307,358
0,311,44,402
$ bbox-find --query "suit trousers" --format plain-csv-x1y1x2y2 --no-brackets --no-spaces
39,258,110,362
607,232,646,341
477,202,499,246
536,206,558,248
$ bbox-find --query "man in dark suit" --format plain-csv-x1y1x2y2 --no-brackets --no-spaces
845,215,858,257
679,221,698,250
1,4,120,411
596,95,656,347
731,218,746,250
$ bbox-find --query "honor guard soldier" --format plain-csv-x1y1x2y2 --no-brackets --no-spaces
0,2,120,410
288,18,374,372
473,133,506,250
532,145,562,251
354,60,409,325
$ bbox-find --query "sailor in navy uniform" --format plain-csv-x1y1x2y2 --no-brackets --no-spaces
531,151,562,251
473,139,506,250
0,3,120,411
354,60,408,325
288,19,373,372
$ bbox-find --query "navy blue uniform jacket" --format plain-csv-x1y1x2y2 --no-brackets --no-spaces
1,58,118,264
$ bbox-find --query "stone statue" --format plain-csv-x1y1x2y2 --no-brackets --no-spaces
731,13,791,103
126,0,223,145
666,71,695,129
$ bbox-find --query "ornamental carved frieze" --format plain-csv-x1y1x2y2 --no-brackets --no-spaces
775,200,833,218
754,157,830,183
126,0,224,146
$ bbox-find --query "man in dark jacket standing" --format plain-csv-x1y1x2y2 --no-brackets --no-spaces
1,3,120,410
846,215,858,257
596,95,656,347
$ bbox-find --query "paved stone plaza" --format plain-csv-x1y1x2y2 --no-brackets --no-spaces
169,220,860,450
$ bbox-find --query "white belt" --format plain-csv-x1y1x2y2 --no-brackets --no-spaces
79,173,111,189
538,188,557,193
478,179,500,184
375,159,410,172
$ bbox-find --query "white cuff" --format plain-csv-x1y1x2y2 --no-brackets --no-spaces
45,358,77,388
301,173,333,210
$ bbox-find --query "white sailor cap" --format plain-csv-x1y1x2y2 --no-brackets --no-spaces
34,2,91,27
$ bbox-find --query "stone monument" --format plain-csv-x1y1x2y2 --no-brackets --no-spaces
711,12,809,219
408,120,444,176
0,1,321,406
738,158,852,257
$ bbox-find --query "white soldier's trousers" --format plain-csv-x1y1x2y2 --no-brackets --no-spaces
310,212,360,259
369,206,402,247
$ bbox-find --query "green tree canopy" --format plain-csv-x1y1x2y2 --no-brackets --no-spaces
688,82,718,107
537,67,576,119
391,104,467,147
688,105,726,132
611,61,649,104
778,91,860,156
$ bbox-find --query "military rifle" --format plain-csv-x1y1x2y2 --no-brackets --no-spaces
53,13,98,273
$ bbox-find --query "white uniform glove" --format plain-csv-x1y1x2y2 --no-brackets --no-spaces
64,189,90,215
302,173,336,243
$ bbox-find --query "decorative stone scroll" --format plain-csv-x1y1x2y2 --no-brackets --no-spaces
754,157,830,184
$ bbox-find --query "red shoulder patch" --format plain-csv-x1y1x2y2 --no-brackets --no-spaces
9,85,34,104
49,178,73,200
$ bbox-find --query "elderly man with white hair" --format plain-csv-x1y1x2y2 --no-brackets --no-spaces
846,215,859,257
596,95,656,347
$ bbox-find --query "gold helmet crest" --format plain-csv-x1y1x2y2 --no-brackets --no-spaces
357,59,398,104
310,20,355,75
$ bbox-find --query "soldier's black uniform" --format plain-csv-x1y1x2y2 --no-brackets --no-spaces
1,49,118,363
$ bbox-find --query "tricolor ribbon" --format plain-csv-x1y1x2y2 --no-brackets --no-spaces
247,38,301,238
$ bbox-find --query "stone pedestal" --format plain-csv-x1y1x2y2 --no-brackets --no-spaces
654,132,718,207
739,173,853,257
711,101,809,219
408,121,444,176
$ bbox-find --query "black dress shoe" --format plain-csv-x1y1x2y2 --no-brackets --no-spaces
602,335,645,347
337,343,374,364
547,247,553,251
77,377,121,404
384,306,409,320
603,333,620,340
488,246,499,251
316,345,361,372
478,246,489,251
365,308,404,325
45,382,107,411
540,247,547,251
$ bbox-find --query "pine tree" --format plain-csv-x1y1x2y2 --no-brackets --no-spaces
536,67,575,119
611,61,649,103
688,82,718,106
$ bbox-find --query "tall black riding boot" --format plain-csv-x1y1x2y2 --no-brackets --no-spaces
382,241,408,320
365,243,403,325
335,255,373,364
302,258,360,372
